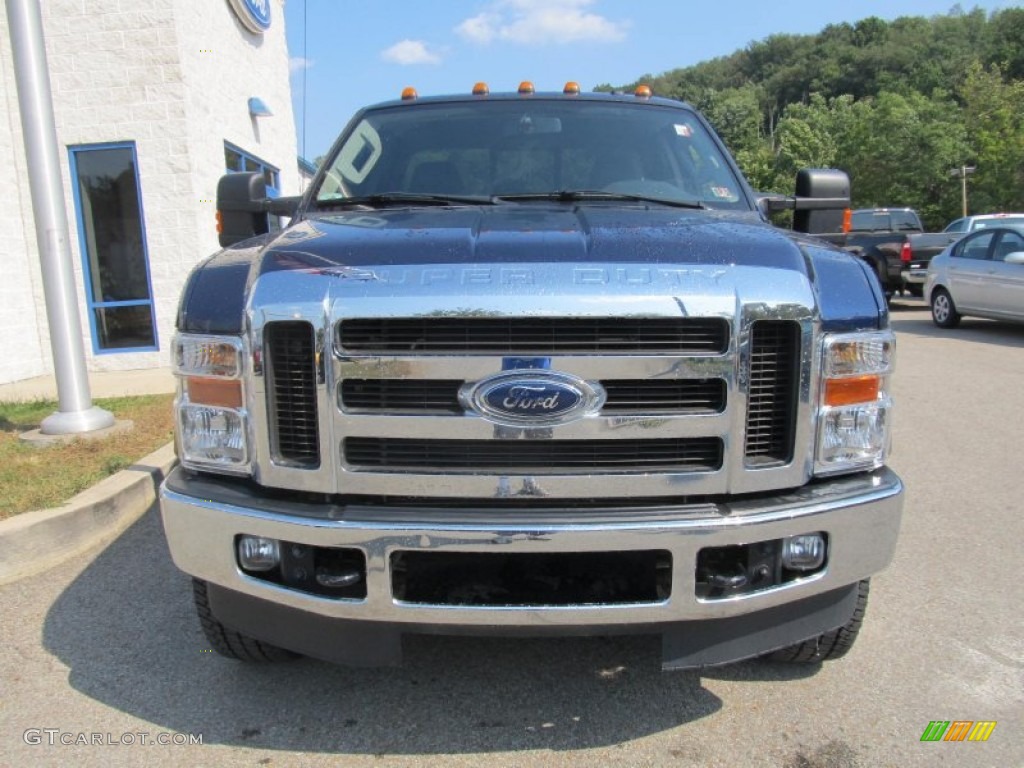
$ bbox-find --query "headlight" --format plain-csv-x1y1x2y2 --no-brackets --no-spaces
814,331,894,476
172,334,251,474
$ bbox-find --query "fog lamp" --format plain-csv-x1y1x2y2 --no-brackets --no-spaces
237,536,281,572
781,533,826,571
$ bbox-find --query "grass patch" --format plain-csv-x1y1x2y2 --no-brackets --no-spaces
0,394,174,519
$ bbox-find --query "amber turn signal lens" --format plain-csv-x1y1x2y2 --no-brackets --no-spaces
187,377,243,408
824,375,880,407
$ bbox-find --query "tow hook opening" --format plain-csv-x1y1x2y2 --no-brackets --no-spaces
236,535,367,599
696,533,827,600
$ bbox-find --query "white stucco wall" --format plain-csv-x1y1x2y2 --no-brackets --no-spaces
0,0,296,386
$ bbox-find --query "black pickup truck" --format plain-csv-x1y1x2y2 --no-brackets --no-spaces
818,208,961,298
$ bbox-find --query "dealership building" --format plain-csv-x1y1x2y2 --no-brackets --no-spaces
0,0,298,386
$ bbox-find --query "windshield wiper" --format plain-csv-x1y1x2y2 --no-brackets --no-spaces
494,190,706,209
316,192,498,209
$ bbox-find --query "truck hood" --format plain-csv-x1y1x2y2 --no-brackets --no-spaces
177,205,886,334
262,206,804,272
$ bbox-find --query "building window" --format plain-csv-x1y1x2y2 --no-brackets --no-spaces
224,142,280,195
69,142,158,353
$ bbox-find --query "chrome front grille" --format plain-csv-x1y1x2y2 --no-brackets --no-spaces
343,437,723,473
250,262,816,500
337,317,729,354
265,321,320,467
744,320,800,465
340,378,727,415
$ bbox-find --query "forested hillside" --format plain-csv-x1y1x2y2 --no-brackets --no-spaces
600,6,1024,228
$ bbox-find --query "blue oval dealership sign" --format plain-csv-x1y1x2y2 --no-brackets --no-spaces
462,371,605,427
228,0,271,34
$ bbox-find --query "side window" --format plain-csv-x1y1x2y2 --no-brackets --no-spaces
954,231,996,260
993,231,1024,262
69,142,158,353
944,218,965,233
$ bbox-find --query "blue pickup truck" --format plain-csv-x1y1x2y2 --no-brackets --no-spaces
160,84,902,671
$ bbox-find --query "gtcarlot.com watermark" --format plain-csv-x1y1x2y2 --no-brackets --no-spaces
24,729,203,747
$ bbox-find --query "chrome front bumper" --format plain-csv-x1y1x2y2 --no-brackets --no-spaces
160,467,903,629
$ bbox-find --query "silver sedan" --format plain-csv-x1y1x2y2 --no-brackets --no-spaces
925,224,1024,327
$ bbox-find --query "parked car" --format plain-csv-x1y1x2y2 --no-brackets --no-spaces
925,224,1024,327
943,212,1024,233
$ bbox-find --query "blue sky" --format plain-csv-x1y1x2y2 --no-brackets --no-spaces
283,1,1013,161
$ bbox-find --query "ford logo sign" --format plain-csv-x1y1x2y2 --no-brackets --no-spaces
461,372,605,427
227,0,271,34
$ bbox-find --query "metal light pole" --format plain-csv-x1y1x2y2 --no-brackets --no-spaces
949,165,976,219
6,0,114,434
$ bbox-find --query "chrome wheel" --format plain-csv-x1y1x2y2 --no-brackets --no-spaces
930,289,960,328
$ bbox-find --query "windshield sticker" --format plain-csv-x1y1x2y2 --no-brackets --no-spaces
674,124,693,138
333,121,381,185
710,186,737,200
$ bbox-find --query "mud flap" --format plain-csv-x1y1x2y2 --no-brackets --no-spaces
661,584,859,670
208,584,404,667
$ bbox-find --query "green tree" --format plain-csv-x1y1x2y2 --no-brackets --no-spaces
959,61,1024,214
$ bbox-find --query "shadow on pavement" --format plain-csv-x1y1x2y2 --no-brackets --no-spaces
36,508,822,755
891,313,1024,347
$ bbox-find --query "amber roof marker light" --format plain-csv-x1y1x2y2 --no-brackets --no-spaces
563,81,581,95
635,84,652,99
472,82,490,96
518,81,536,95
400,87,418,101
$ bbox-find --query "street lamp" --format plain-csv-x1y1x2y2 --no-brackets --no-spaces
949,165,976,218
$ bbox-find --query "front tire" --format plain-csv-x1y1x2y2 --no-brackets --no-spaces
764,580,870,663
930,288,961,328
193,578,297,662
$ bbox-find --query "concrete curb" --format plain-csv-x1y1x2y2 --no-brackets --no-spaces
0,443,177,585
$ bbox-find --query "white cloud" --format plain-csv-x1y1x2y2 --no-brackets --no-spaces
289,57,313,74
455,0,628,46
456,13,500,44
380,39,442,65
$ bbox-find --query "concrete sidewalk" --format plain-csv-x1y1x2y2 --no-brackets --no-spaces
0,367,178,584
0,366,176,402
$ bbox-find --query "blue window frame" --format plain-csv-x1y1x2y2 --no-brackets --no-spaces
224,142,280,195
225,142,284,230
69,142,158,353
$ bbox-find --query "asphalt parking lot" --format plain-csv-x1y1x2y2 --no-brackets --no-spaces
1,298,1021,768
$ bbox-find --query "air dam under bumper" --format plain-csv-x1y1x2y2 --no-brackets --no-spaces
160,468,903,669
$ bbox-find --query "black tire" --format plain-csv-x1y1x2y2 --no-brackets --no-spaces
930,287,961,328
764,579,870,663
192,578,297,662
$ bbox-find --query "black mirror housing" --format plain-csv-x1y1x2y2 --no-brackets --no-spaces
793,169,850,234
216,172,271,247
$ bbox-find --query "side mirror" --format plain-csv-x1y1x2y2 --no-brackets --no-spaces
793,169,850,234
1004,252,1024,265
216,172,301,247
756,169,851,235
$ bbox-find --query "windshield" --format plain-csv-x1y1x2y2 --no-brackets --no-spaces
314,99,750,210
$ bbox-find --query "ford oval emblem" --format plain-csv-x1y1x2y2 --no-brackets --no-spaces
461,371,605,427
227,0,271,34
